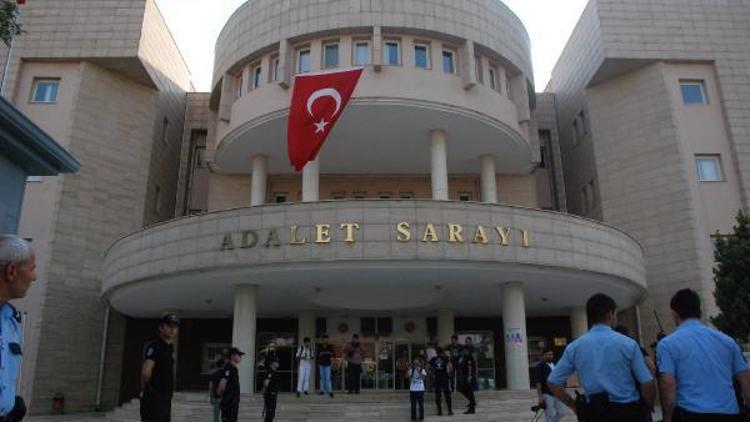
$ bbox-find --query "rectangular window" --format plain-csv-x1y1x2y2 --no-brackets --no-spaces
297,48,311,73
323,42,339,68
488,67,497,91
31,79,60,103
193,146,207,169
458,192,472,202
353,191,367,200
442,49,456,74
354,41,370,66
384,41,400,66
680,80,707,105
252,65,262,89
414,43,430,69
236,74,243,97
474,55,483,84
378,192,392,199
270,56,280,82
695,155,723,182
274,193,288,203
201,343,231,375
539,145,547,169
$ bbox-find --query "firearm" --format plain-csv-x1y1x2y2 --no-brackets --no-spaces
650,310,667,349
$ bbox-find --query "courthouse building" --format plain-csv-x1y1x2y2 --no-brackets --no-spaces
2,0,748,414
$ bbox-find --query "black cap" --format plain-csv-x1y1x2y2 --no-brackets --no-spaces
160,313,180,327
228,347,245,357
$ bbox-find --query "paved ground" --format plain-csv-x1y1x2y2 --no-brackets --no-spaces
26,414,105,421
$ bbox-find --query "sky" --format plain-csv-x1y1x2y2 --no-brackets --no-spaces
154,0,589,92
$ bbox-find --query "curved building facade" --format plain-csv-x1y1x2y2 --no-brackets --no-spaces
101,0,646,398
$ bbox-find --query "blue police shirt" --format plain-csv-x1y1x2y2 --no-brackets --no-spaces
0,303,22,416
657,319,749,414
548,324,653,403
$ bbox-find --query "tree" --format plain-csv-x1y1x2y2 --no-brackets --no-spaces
0,0,22,47
712,210,750,343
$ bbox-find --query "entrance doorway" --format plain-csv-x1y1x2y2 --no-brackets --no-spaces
339,341,426,391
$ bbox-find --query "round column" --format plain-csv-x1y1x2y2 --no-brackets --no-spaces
437,309,455,347
232,285,257,392
302,158,319,202
430,129,449,200
570,306,588,339
480,154,498,203
250,154,268,206
502,282,530,390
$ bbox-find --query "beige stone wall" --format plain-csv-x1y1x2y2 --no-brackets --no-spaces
534,93,567,211
176,93,212,216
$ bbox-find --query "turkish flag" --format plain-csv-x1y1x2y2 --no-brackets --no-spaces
16,0,25,4
287,68,363,171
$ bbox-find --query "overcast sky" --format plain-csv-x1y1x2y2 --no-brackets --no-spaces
154,0,589,92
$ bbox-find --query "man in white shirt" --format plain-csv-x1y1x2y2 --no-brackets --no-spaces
408,358,427,421
296,337,314,397
536,349,566,422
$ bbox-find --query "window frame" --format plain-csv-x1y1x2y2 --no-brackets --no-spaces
680,80,708,105
413,41,431,69
270,55,280,82
384,40,401,66
474,55,483,84
296,47,312,74
695,155,724,182
251,64,262,90
322,41,340,69
442,48,457,75
353,40,371,66
31,78,60,104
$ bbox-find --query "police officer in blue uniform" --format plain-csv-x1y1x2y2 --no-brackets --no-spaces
140,314,180,422
0,235,37,422
547,293,656,421
657,289,750,422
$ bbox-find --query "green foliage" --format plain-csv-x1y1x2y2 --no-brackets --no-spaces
0,0,22,47
712,210,750,343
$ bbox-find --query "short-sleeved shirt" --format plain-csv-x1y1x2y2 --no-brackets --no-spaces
535,361,555,395
447,344,462,362
317,344,334,367
143,338,175,397
345,342,363,365
220,363,240,401
548,324,653,404
210,367,224,397
430,356,450,380
657,319,749,414
0,304,22,416
409,368,427,392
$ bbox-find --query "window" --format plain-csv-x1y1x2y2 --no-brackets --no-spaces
680,80,707,105
384,41,400,66
488,66,497,91
331,192,346,200
251,65,262,89
378,192,392,199
354,41,370,66
399,192,414,199
442,49,456,74
236,74,243,97
201,343,230,374
695,155,723,182
353,191,367,200
458,192,472,202
161,118,169,144
297,48,311,73
414,43,430,69
270,56,280,82
539,145,547,169
31,79,59,103
26,176,43,182
193,146,207,169
274,193,288,203
474,55,483,84
323,42,339,68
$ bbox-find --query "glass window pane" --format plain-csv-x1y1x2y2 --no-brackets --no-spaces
696,158,721,181
489,68,496,90
33,81,59,103
253,67,262,88
386,42,399,65
681,82,705,104
414,45,428,68
442,51,454,74
324,44,339,68
298,50,311,73
355,43,370,65
272,58,280,81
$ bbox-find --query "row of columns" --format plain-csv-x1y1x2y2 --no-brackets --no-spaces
247,129,500,205
230,283,590,392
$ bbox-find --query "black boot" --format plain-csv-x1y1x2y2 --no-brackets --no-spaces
464,407,475,414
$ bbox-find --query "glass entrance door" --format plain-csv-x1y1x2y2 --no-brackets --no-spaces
394,343,426,390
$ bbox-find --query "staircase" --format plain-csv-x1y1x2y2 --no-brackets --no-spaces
105,390,577,421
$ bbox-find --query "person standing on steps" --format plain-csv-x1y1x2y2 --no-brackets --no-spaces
262,358,280,422
316,334,335,398
208,358,225,422
535,349,566,422
446,335,462,392
217,347,244,422
408,357,427,421
457,347,477,414
296,337,314,398
344,334,364,394
140,313,180,422
430,347,453,416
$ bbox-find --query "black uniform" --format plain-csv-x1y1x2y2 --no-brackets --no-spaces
263,368,279,422
140,339,175,422
220,364,240,422
430,355,452,415
458,354,476,412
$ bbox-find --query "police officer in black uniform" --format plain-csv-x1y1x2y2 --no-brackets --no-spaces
263,358,280,422
140,314,180,422
217,347,244,422
457,347,477,414
430,347,453,416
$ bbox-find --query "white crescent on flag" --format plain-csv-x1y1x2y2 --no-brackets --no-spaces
306,88,343,117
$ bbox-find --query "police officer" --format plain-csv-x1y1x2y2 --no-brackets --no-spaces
217,347,244,422
457,347,476,414
547,293,656,421
0,235,36,422
140,313,180,422
446,335,462,391
430,347,453,416
262,358,280,422
657,289,750,422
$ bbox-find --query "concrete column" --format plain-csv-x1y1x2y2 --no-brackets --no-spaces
232,285,257,393
302,158,319,202
502,282,530,390
250,154,268,206
570,306,588,339
480,154,498,203
437,309,455,347
430,129,449,200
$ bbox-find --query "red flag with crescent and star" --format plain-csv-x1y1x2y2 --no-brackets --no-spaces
287,67,363,171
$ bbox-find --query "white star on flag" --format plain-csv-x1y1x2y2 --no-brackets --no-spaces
314,119,329,133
